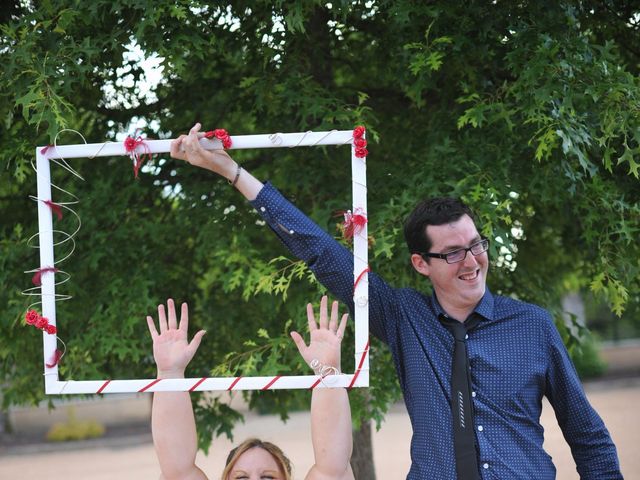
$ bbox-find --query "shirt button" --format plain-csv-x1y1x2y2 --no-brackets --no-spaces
289,229,294,234
483,463,489,469
472,391,476,397
478,425,483,431
260,206,266,212
465,334,469,339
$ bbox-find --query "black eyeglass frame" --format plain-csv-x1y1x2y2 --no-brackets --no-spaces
420,238,490,264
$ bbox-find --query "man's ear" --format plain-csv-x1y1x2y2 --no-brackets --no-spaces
410,253,430,277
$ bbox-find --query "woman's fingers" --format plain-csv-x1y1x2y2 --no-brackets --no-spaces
329,300,339,333
167,299,178,330
146,315,158,340
186,329,206,358
318,295,328,330
157,303,167,333
179,302,189,332
290,331,307,357
306,303,318,332
337,313,348,340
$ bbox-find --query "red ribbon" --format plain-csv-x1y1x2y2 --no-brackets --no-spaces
46,349,64,368
124,134,152,178
339,208,368,240
97,380,111,394
189,377,208,392
32,266,59,286
354,266,370,292
43,200,63,220
347,340,370,389
138,378,162,392
261,375,282,391
227,376,242,391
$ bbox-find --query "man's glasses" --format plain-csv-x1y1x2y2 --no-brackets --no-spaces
420,238,489,264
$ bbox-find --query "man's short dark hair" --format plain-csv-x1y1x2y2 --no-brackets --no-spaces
403,197,477,255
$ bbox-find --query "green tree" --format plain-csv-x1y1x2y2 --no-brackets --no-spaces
1,2,639,478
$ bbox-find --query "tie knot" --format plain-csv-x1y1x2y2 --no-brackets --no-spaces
450,321,467,341
438,314,468,341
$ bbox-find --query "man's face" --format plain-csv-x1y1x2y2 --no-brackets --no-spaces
414,214,489,316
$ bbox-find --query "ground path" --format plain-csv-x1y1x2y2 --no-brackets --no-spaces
0,377,638,479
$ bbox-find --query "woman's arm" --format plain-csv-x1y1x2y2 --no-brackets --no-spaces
291,296,355,480
169,122,264,201
147,299,208,480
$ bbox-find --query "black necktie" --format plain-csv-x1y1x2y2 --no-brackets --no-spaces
440,314,481,480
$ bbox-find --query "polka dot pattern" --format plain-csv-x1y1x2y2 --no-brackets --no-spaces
252,183,622,479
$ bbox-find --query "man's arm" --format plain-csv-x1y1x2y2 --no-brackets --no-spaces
544,317,622,479
291,296,354,480
170,123,399,344
147,299,208,480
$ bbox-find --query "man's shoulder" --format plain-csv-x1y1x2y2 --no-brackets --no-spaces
492,293,552,320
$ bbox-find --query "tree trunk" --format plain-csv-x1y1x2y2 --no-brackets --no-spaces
351,420,376,479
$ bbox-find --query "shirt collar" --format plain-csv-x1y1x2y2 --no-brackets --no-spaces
432,287,495,323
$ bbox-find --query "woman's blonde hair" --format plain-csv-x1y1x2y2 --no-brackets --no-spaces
221,438,292,480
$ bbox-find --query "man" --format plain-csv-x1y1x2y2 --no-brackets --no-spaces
170,123,622,479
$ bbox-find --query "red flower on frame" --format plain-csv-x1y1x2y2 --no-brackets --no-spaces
352,126,368,158
204,128,232,148
45,324,57,335
353,137,367,148
35,316,49,330
338,208,368,240
353,125,366,139
25,309,40,326
123,136,138,151
355,147,369,158
214,129,228,140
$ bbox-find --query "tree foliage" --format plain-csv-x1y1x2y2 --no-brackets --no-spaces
1,0,639,458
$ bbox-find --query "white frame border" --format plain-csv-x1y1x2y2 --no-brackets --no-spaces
35,130,369,394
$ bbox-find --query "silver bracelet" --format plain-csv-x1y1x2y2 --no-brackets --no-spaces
310,359,340,377
228,163,241,187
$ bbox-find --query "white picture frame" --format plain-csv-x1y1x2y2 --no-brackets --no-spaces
34,130,369,394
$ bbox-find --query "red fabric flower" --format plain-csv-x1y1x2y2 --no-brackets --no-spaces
45,324,57,335
214,129,228,140
355,147,369,158
124,134,152,178
354,137,367,148
204,128,232,148
35,316,49,330
338,208,368,240
352,126,367,157
123,136,137,151
25,309,40,326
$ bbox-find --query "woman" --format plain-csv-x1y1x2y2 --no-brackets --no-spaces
147,296,354,480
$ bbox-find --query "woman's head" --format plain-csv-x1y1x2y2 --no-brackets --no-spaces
222,438,292,480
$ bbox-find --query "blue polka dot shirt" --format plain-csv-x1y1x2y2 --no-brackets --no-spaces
252,183,622,480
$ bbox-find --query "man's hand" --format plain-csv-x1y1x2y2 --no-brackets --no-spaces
170,122,236,178
291,295,348,374
146,299,206,379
